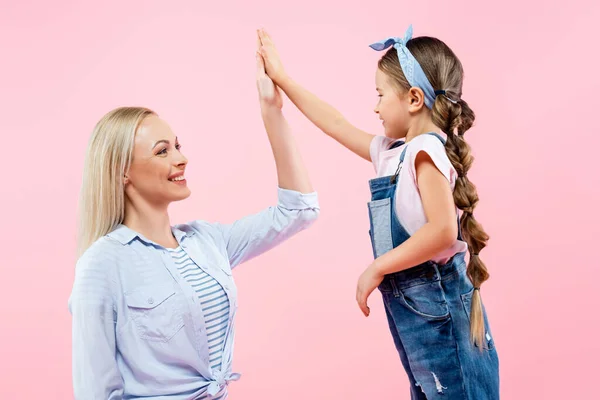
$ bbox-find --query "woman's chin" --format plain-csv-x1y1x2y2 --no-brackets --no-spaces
171,188,192,202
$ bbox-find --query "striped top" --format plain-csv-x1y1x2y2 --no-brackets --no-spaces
167,246,230,372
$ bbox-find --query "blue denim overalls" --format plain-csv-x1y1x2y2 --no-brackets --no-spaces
368,133,500,399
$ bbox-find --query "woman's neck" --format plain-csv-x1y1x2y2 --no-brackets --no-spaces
123,197,178,248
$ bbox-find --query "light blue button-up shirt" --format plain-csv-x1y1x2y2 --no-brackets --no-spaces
69,188,320,399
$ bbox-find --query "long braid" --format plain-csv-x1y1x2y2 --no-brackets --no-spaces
434,95,490,348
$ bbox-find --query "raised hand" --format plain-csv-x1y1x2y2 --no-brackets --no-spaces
256,34,282,109
257,28,288,85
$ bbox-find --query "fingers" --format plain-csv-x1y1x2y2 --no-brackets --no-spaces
257,29,269,63
261,28,273,44
258,28,268,44
356,289,370,317
258,28,275,52
257,29,263,48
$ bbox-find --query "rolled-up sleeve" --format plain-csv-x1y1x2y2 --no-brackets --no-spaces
69,252,123,399
215,188,320,268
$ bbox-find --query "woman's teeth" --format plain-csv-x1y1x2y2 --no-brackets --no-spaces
169,176,185,181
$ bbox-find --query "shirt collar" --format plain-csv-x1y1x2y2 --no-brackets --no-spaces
108,224,192,247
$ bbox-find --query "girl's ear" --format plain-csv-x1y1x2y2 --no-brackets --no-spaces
407,87,426,112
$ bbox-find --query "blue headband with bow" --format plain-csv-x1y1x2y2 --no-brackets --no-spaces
370,25,453,109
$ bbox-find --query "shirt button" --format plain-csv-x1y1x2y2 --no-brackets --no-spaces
148,298,154,305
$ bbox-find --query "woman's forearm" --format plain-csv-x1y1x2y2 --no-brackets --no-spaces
261,105,313,193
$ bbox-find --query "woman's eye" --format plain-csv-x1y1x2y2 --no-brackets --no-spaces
157,148,167,155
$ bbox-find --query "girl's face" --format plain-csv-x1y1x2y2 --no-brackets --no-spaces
125,115,191,206
374,68,410,139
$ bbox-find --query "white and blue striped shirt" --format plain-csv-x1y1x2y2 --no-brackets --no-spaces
69,188,320,400
167,247,230,372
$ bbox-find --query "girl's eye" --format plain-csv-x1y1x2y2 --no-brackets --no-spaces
175,144,181,150
157,148,167,155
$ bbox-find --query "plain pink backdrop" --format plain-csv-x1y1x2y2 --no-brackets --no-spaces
1,1,599,398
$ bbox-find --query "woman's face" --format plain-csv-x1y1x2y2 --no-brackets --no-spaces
125,115,191,206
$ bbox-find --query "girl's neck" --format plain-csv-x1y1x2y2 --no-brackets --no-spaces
404,116,442,143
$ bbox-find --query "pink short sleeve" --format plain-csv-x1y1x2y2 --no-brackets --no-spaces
404,134,456,186
370,135,396,174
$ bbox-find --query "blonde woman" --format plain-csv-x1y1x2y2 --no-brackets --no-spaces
68,46,319,399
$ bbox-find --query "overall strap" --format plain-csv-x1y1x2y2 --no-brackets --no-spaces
391,133,446,184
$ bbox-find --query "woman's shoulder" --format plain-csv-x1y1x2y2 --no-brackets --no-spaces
76,235,123,272
175,219,225,246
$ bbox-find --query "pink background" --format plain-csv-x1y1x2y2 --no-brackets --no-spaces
1,1,599,398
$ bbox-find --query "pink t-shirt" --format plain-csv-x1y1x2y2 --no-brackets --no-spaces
369,133,468,263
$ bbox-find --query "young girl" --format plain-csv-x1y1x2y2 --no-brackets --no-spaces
257,26,499,399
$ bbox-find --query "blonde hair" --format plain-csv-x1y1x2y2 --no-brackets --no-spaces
77,107,156,258
379,37,490,349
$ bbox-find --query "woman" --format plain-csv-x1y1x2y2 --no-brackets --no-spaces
68,43,319,399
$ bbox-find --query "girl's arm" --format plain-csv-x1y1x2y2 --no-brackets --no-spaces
258,29,375,161
373,151,458,275
356,151,458,316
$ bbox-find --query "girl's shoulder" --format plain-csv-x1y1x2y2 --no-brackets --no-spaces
404,133,455,183
406,133,446,153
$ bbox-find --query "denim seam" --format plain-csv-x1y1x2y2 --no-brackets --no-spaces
449,309,469,399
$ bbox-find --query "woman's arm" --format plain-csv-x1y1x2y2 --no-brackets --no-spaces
258,29,375,161
257,50,313,193
199,48,320,269
69,254,124,399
